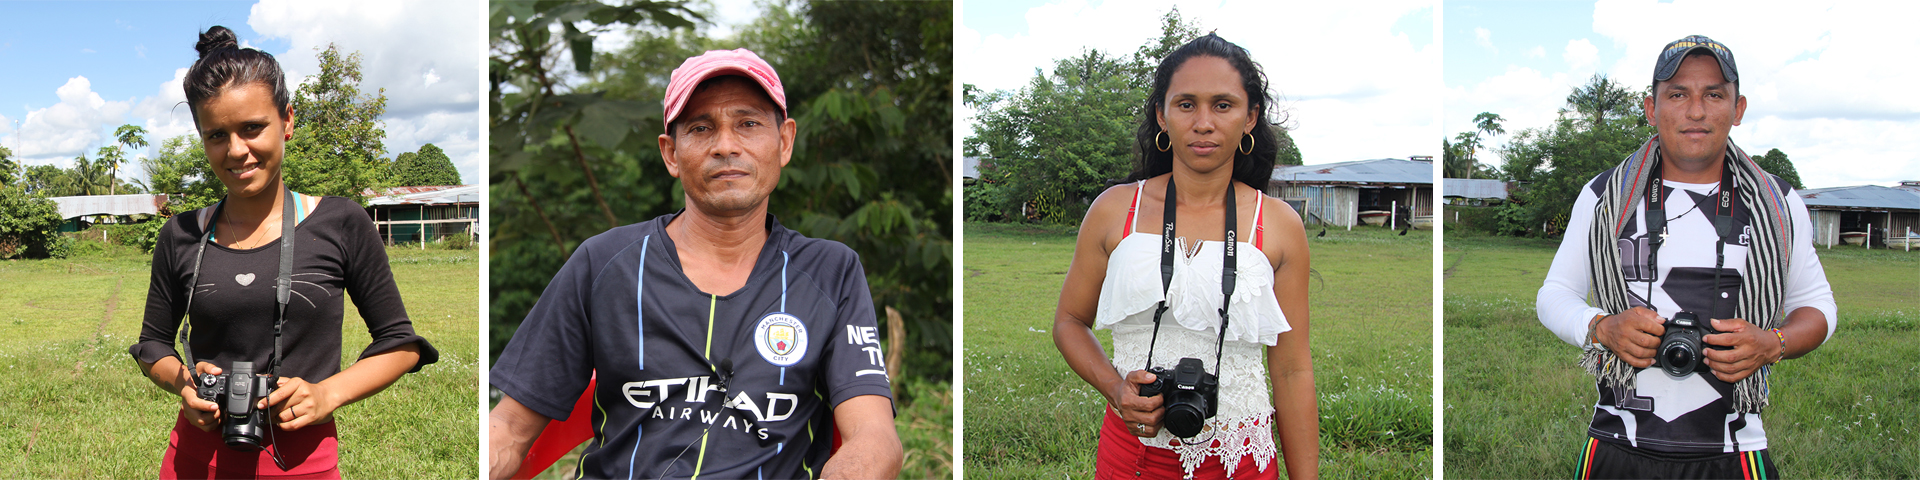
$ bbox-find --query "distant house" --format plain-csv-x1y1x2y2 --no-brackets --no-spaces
362,185,479,246
962,156,981,186
1269,157,1434,228
48,194,168,232
1442,178,1509,206
1798,183,1920,248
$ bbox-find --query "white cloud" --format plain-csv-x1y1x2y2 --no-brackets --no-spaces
1563,38,1597,71
960,0,1439,164
11,76,133,167
382,111,480,184
131,68,198,153
248,0,479,171
1526,45,1546,58
1475,27,1495,52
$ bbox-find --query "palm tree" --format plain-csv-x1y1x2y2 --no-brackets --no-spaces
1565,75,1636,129
113,124,148,195
72,154,113,196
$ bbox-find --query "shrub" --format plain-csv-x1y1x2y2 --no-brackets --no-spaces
0,186,65,259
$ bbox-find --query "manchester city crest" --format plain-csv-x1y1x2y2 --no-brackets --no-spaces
754,312,808,367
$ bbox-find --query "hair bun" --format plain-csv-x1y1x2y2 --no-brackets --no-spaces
195,26,240,59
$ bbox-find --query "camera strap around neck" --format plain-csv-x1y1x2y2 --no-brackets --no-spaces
1142,177,1237,377
178,188,297,378
1642,155,1737,316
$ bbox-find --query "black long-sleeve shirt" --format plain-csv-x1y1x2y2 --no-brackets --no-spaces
130,195,438,382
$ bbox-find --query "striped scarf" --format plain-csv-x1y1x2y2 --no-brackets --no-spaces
1581,135,1794,414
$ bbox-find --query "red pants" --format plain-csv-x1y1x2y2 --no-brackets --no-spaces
161,411,341,479
1095,407,1277,480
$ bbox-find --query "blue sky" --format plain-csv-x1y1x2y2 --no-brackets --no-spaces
0,0,479,185
959,0,1439,166
1444,0,1920,189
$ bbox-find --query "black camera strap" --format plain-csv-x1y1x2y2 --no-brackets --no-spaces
178,188,296,376
1642,155,1738,317
1142,177,1237,378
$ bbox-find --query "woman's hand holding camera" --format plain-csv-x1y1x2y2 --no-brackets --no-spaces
261,377,343,431
1702,318,1774,383
180,362,224,432
1108,370,1165,438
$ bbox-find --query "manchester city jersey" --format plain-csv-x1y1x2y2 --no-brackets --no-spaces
492,212,893,479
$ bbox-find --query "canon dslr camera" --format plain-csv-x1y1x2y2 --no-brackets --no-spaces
1136,357,1219,437
1655,311,1730,378
195,361,277,451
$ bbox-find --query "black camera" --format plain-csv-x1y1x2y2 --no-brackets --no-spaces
195,361,278,451
1136,357,1219,438
1655,312,1730,378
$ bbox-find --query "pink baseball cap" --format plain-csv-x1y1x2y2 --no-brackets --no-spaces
662,48,787,133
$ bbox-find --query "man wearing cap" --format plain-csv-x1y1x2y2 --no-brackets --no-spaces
487,49,902,480
1536,35,1835,478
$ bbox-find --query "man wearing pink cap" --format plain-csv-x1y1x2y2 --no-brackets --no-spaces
489,49,902,480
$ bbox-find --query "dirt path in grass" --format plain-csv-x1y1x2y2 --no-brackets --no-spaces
74,277,123,376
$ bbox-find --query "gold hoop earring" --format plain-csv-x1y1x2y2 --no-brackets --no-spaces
1155,131,1171,152
1239,133,1255,155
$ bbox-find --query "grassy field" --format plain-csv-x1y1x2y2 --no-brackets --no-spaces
0,247,478,478
1443,229,1920,479
962,221,1432,479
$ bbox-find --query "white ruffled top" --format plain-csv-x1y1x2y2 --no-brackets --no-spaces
1093,182,1292,477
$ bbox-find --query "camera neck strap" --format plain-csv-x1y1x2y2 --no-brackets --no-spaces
178,188,297,377
1642,155,1738,316
1142,177,1237,376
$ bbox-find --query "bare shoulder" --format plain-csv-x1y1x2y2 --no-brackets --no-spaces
1255,190,1307,267
1080,181,1144,252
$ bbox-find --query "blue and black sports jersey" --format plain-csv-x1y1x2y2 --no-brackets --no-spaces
492,212,893,479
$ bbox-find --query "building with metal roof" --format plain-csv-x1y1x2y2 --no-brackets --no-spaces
47,194,169,232
1442,178,1509,203
1269,158,1434,228
362,185,479,246
1798,184,1920,248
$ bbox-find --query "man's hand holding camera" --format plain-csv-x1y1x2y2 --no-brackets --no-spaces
1702,318,1781,383
1594,308,1783,382
1592,307,1666,368
1107,370,1165,438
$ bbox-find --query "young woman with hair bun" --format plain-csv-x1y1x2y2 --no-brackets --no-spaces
128,25,438,480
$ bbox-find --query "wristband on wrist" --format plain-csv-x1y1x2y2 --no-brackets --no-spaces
1770,328,1787,364
1587,313,1607,346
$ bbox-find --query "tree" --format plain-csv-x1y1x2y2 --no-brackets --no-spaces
1752,148,1805,190
964,6,1212,223
1494,74,1654,236
24,164,72,197
139,134,224,212
1275,128,1303,166
388,143,463,186
0,145,17,186
71,153,113,196
0,184,63,259
113,124,148,195
285,44,390,204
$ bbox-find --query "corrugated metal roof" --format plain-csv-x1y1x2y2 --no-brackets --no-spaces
1271,158,1433,185
364,185,479,206
49,194,167,218
963,156,980,179
1799,185,1920,211
1443,178,1509,199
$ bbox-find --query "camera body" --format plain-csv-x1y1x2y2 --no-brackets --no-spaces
1135,357,1219,438
195,361,277,451
1655,311,1730,378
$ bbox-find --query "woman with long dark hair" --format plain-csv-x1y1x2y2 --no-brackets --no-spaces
129,26,437,479
1053,33,1317,479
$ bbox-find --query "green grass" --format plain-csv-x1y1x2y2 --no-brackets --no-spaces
0,247,478,478
1443,230,1920,479
962,221,1432,479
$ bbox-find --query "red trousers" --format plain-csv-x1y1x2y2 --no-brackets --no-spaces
1095,407,1277,480
161,411,341,479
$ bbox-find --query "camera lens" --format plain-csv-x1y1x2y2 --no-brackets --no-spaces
1661,343,1695,377
1164,403,1205,438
